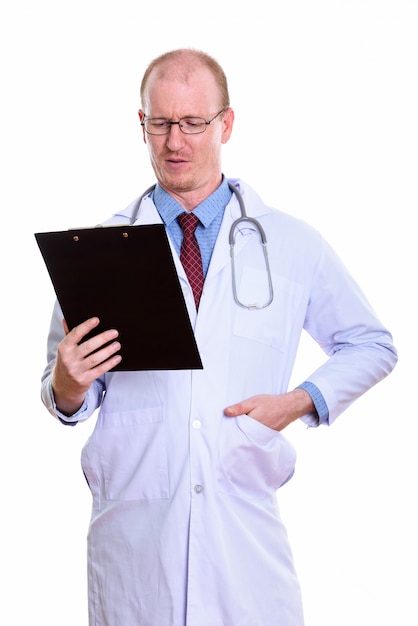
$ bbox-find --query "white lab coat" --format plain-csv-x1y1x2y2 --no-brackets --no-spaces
41,179,397,626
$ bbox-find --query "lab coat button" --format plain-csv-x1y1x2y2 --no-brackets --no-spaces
192,419,201,429
194,484,203,494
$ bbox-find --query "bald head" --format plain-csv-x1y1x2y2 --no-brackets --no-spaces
140,48,230,111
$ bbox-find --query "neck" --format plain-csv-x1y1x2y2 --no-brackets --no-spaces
159,177,223,212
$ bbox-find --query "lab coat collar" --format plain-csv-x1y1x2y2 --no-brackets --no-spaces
107,179,271,290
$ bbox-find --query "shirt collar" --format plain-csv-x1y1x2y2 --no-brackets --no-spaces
153,177,232,227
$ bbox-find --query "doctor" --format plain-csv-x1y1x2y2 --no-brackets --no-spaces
41,48,397,626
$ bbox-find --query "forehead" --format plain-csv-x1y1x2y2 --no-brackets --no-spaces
144,63,221,115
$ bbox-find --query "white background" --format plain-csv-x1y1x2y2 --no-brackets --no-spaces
1,1,416,624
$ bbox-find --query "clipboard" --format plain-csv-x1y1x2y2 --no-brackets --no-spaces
35,224,203,371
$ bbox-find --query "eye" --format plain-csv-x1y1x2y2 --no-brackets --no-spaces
149,118,170,129
181,117,205,130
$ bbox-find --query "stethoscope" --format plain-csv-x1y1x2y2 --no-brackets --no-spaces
130,182,274,309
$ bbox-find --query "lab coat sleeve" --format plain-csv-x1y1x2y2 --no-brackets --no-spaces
302,235,398,425
40,300,105,424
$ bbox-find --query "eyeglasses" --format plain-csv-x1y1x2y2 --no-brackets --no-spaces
141,109,225,135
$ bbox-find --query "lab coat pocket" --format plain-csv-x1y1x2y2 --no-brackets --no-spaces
81,406,169,504
232,268,304,351
217,414,296,500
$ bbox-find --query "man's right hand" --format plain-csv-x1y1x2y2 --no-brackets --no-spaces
52,317,122,416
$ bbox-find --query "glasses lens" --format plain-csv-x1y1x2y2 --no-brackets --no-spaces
144,119,171,135
179,118,206,134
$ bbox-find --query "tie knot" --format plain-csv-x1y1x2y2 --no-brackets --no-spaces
178,212,200,235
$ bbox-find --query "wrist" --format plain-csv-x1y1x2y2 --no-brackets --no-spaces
289,388,315,419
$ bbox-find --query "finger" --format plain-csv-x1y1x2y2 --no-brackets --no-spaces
77,344,123,382
68,317,101,345
82,339,122,369
78,328,120,359
91,353,123,377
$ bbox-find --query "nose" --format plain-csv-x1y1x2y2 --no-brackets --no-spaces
166,123,186,151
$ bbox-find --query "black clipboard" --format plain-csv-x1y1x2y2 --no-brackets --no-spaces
35,224,203,371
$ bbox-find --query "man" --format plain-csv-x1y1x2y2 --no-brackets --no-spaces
41,48,397,625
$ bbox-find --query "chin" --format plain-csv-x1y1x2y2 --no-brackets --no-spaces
162,174,195,193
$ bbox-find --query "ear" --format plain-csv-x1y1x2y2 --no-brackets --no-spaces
221,107,235,145
138,110,147,143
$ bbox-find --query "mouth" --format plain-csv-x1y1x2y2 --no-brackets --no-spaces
165,158,189,169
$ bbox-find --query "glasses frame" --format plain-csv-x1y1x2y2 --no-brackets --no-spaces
140,109,225,135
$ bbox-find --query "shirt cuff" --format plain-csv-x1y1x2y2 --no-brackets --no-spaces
296,381,329,427
48,380,87,426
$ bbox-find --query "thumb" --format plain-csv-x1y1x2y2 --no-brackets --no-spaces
224,399,252,418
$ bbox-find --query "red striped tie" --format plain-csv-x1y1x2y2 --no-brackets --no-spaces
178,212,204,309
